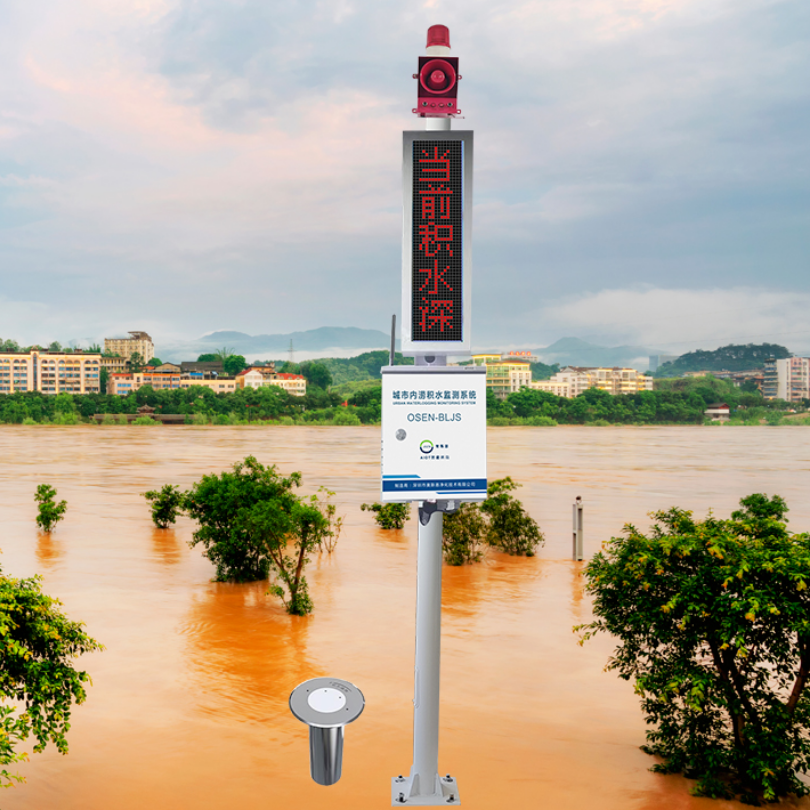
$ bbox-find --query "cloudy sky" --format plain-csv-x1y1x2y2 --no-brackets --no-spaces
1,0,808,354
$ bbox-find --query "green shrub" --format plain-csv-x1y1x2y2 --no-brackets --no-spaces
577,494,810,804
22,417,37,425
101,414,117,425
132,415,159,426
442,503,487,565
184,457,342,615
333,408,362,426
0,563,102,787
143,484,185,528
34,484,67,532
52,412,79,425
481,477,544,556
528,415,557,426
116,414,129,425
361,502,410,529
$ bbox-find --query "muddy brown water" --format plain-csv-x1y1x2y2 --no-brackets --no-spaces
1,425,809,809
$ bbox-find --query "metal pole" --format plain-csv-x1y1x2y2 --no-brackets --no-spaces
412,505,443,796
573,496,583,561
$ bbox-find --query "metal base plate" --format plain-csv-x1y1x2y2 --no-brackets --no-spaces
392,774,460,805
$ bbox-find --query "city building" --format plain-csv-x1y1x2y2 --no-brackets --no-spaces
471,354,532,399
532,367,653,398
0,350,101,394
104,331,154,364
772,357,810,402
101,355,129,374
704,403,731,423
501,350,539,363
236,367,306,396
180,361,224,375
762,358,779,400
107,372,238,395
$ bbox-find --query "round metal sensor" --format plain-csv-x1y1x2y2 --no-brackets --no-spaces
289,677,365,729
308,688,346,713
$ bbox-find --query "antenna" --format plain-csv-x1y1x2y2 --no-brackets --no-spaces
288,339,295,367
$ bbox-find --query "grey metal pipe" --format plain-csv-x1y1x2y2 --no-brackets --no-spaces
309,726,344,786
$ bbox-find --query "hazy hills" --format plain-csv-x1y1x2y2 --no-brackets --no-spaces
158,329,659,368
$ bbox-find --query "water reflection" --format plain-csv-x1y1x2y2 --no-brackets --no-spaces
149,527,182,567
179,581,319,732
35,532,62,570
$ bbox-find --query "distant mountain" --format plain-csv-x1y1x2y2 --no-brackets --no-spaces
656,343,791,377
532,337,656,370
158,326,393,363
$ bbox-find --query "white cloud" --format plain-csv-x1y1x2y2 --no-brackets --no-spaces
524,286,810,352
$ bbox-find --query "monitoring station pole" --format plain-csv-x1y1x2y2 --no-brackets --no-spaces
383,25,485,806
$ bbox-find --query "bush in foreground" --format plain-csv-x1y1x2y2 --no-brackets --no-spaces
576,494,810,804
34,485,67,532
0,565,102,787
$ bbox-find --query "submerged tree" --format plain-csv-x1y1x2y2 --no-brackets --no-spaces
481,477,544,556
577,494,810,804
143,485,185,528
442,503,487,565
360,502,410,530
183,457,342,615
0,565,103,787
34,485,67,533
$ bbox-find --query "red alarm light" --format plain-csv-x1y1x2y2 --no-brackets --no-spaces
413,25,460,117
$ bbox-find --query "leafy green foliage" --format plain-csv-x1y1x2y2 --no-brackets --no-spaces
197,353,217,362
132,415,159,425
577,495,810,803
183,457,342,614
361,502,410,529
143,484,184,528
530,361,561,380
440,478,544,563
222,354,247,376
442,503,487,565
299,361,333,390
34,485,66,532
480,477,544,556
0,565,103,787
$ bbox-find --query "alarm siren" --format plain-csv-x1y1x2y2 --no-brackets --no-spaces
413,25,460,117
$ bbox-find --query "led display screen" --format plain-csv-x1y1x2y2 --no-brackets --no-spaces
411,140,463,342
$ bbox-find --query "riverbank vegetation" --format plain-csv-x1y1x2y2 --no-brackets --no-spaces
577,494,810,804
1,372,806,426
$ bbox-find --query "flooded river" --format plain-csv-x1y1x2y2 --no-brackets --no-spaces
2,426,809,809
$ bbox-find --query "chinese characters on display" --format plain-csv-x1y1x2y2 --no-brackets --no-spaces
412,140,463,341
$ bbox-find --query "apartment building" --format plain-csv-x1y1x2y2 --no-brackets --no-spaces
108,372,237,395
532,367,653,398
771,357,810,402
104,331,154,363
470,354,532,400
236,367,307,396
0,350,101,394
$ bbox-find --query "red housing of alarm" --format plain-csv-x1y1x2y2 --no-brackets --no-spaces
413,25,461,118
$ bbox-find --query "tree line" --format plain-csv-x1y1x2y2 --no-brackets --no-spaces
1,373,804,426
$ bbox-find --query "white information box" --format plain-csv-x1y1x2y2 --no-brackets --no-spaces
381,366,487,502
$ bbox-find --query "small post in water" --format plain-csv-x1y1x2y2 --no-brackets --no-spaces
573,496,584,561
